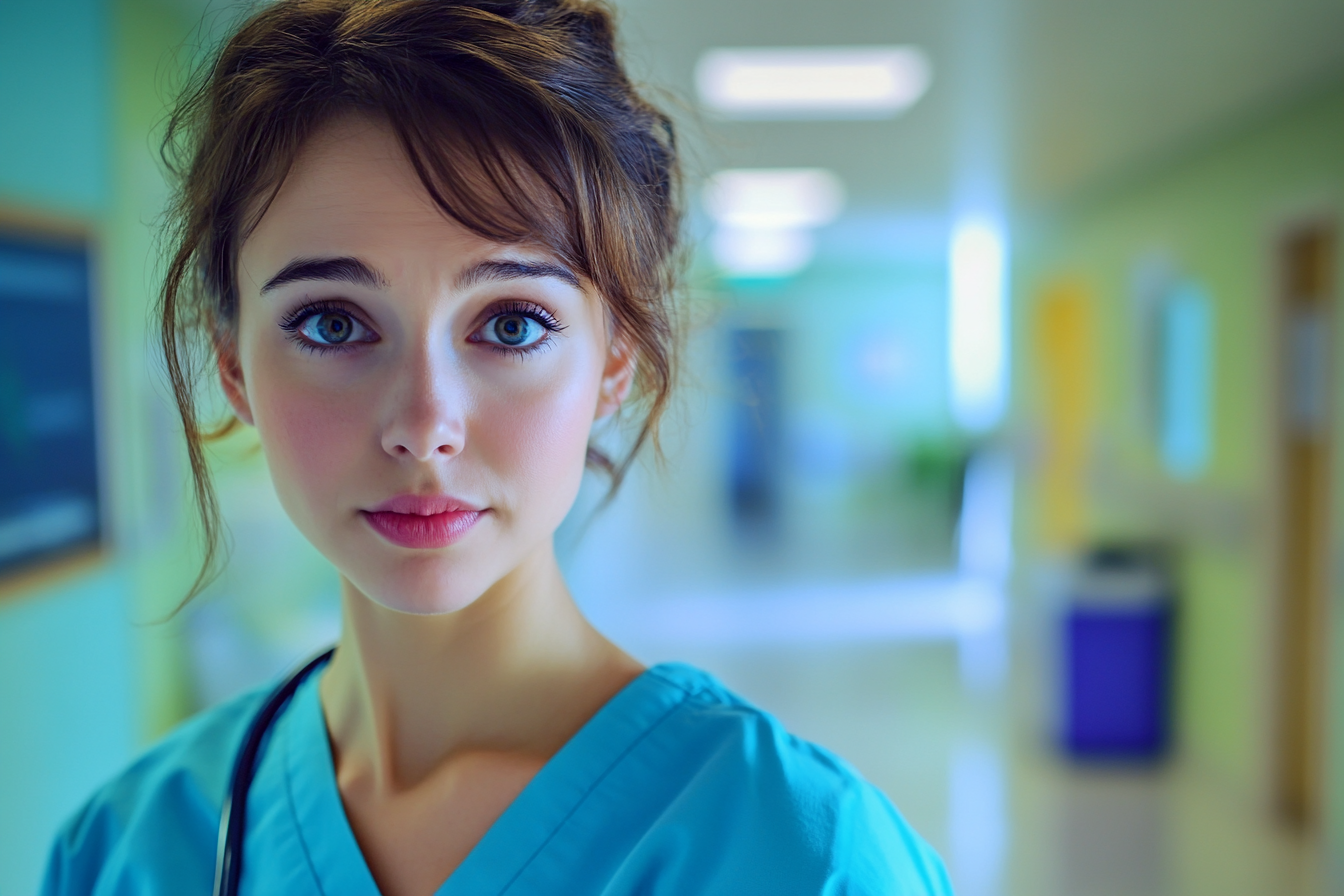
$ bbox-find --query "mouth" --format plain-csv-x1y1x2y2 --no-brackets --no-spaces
360,494,486,549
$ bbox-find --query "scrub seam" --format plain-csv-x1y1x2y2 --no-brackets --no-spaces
492,688,695,895
645,665,705,699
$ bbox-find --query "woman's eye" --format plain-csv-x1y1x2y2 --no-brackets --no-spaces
297,311,370,345
478,313,548,349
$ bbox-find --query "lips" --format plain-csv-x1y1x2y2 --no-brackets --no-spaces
360,494,485,549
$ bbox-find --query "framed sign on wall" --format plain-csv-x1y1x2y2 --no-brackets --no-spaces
0,215,103,587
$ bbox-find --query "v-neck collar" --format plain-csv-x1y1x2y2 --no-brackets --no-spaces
280,661,705,896
283,665,381,895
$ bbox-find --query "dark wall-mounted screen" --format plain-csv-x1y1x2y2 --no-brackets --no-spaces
0,229,101,578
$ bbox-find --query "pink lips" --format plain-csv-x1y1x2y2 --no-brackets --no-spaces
360,494,485,549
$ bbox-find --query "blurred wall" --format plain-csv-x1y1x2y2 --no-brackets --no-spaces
0,0,109,214
0,1,126,891
1017,74,1344,848
107,0,214,740
0,0,196,891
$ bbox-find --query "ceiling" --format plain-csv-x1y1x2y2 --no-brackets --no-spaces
610,0,1344,215
172,0,1344,217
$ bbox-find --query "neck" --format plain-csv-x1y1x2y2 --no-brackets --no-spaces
319,543,639,792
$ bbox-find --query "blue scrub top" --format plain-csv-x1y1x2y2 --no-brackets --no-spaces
42,661,953,895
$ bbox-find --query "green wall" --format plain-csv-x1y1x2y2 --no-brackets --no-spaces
0,0,110,214
1018,75,1344,865
0,1,124,891
107,0,212,740
0,0,196,891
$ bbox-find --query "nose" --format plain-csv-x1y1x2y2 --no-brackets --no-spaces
379,345,467,461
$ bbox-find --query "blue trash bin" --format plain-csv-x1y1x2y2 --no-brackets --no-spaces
1061,546,1173,760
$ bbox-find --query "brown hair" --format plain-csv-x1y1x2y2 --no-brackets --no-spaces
158,0,682,603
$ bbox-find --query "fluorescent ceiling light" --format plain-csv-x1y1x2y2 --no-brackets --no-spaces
711,227,815,279
704,169,845,231
948,216,1008,433
696,46,931,119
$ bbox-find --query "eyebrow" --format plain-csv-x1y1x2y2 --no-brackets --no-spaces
259,256,388,294
455,259,581,290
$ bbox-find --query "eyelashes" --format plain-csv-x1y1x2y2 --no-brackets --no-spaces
276,299,566,356
278,300,376,354
488,301,565,332
472,301,566,357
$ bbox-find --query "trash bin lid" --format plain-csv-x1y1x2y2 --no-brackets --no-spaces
1072,563,1170,607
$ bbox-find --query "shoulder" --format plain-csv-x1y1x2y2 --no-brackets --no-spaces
639,663,953,894
40,684,268,896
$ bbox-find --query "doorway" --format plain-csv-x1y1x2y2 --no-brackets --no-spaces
1274,221,1335,831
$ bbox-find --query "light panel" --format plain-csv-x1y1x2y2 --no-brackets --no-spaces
703,168,844,231
696,46,931,119
1160,283,1211,479
703,169,844,278
711,227,815,279
948,216,1008,432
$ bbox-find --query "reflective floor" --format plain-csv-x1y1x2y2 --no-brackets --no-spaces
619,638,1323,896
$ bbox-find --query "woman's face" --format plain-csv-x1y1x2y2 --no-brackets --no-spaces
226,114,631,615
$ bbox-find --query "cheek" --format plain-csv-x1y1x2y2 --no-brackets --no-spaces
472,359,600,510
249,360,372,521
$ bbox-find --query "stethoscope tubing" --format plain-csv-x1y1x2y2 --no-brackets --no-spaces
212,647,336,896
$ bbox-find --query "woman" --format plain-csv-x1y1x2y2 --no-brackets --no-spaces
42,1,952,893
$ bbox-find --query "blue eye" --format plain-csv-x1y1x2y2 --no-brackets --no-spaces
296,310,370,346
312,313,350,343
279,303,378,353
471,303,565,353
480,313,547,349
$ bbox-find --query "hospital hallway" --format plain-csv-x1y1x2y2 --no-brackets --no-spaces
7,0,1344,892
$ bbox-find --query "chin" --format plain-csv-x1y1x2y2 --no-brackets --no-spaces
351,560,497,616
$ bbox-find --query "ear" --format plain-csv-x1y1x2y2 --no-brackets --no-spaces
216,336,255,426
595,335,637,420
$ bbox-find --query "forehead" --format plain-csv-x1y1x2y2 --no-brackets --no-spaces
238,113,544,287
